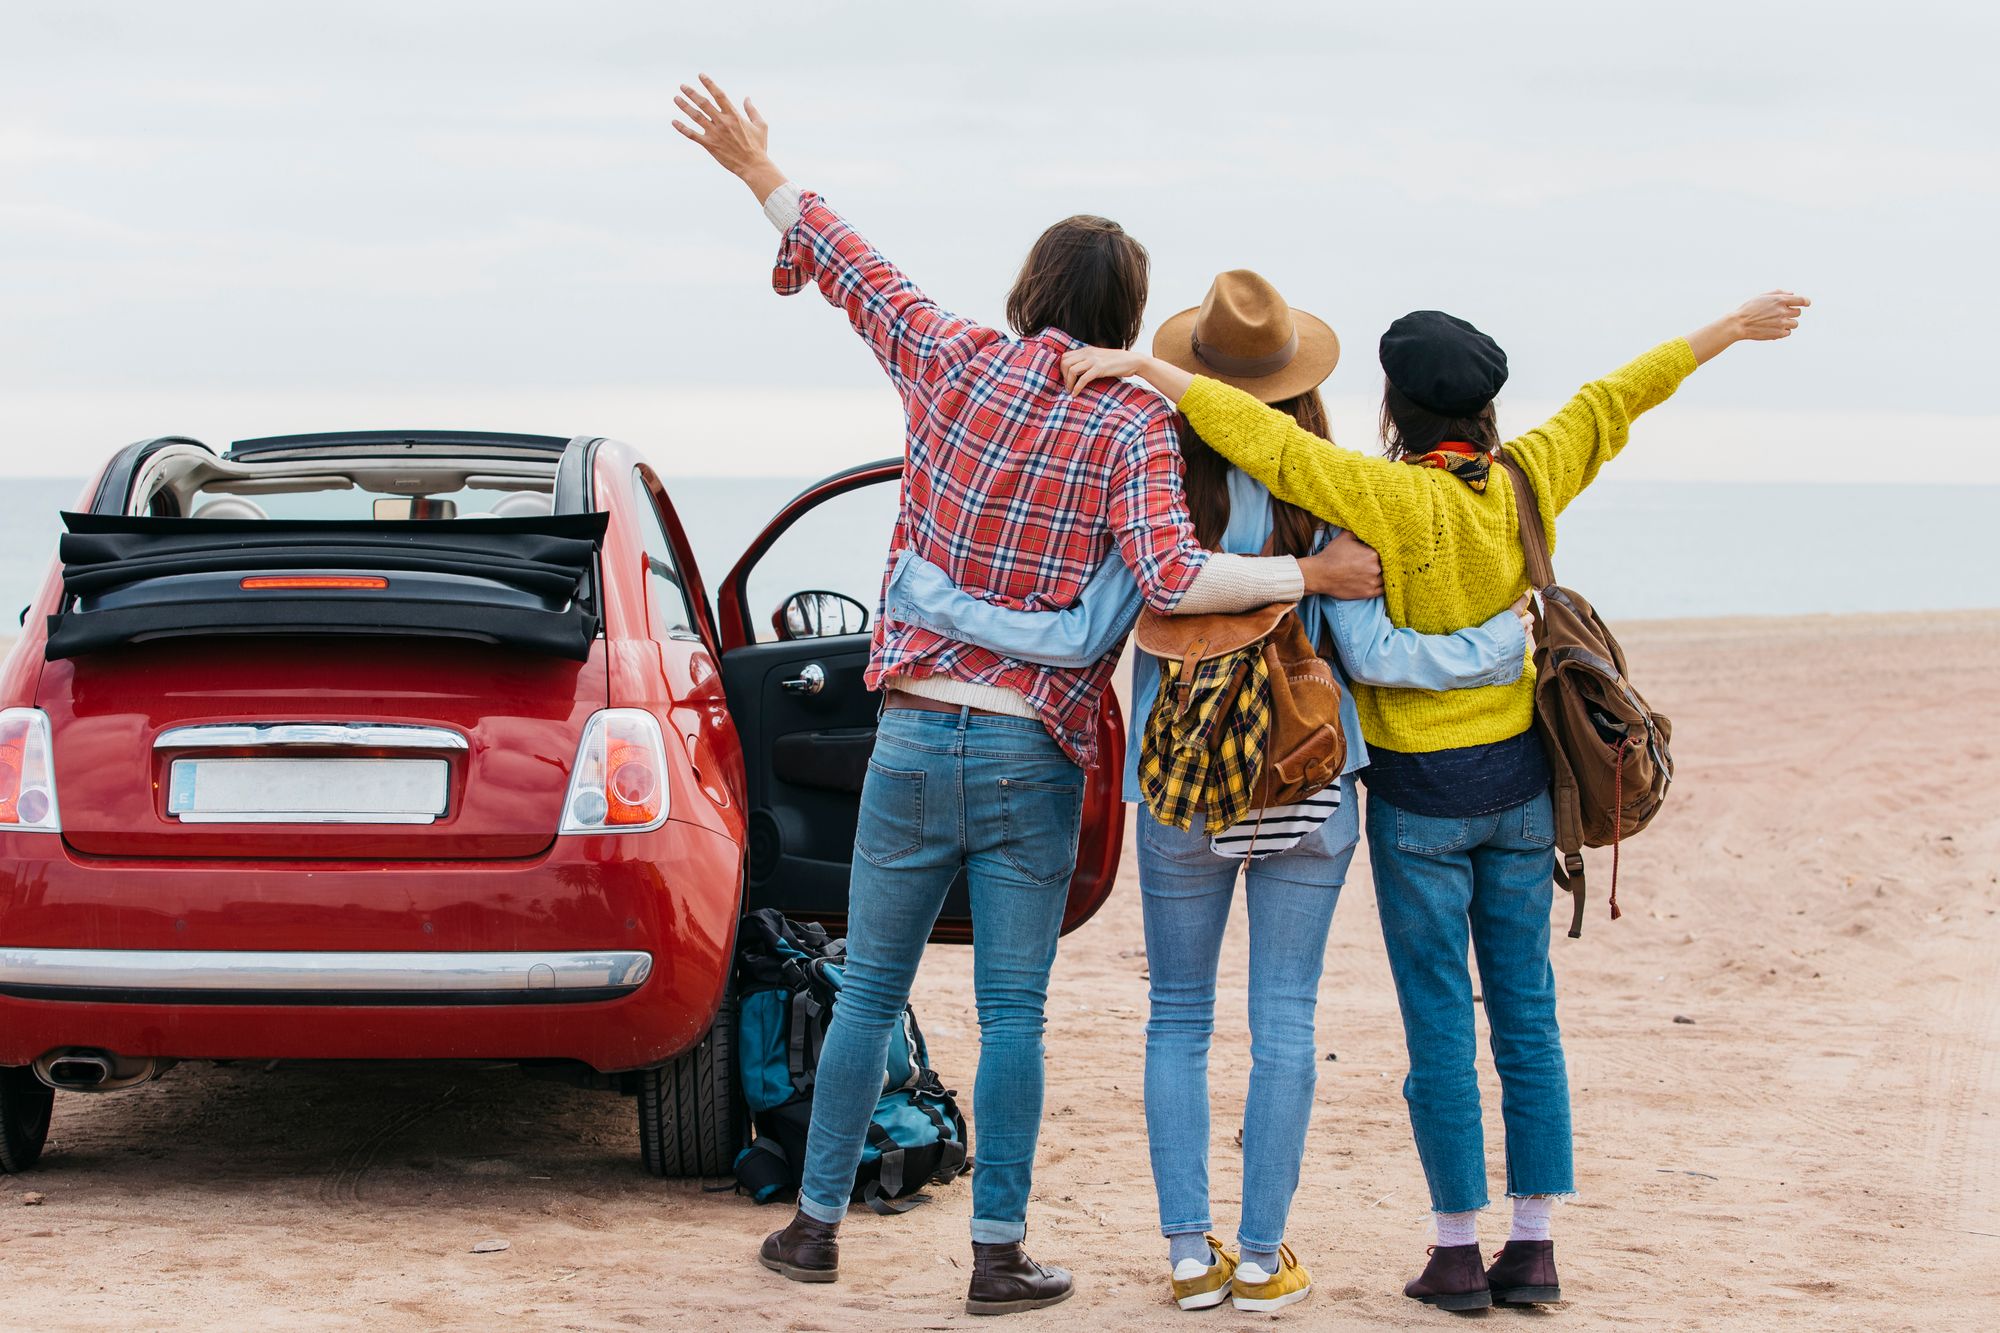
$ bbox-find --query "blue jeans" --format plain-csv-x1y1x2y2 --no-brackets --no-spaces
797,706,1085,1244
1367,789,1573,1213
1138,776,1360,1253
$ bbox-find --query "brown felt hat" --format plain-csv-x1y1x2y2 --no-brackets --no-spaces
1152,270,1340,403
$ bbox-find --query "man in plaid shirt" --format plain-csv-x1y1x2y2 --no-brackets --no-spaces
675,75,1373,1314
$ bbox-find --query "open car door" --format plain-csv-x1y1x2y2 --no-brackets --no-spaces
715,460,1123,943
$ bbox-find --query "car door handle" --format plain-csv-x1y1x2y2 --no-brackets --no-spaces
781,663,826,696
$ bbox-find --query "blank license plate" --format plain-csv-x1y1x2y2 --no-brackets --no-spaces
167,758,450,824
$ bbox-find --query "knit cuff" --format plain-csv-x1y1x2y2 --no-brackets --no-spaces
1173,553,1304,614
760,180,804,233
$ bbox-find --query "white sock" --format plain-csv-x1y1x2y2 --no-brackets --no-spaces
1434,1210,1479,1248
1510,1196,1555,1242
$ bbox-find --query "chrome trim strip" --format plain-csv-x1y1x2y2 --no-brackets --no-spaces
155,724,469,751
0,948,652,994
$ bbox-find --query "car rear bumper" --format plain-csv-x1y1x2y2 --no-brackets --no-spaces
0,819,742,1073
0,947,655,1005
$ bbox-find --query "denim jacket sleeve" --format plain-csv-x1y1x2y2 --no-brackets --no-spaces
881,549,1143,670
1327,594,1527,690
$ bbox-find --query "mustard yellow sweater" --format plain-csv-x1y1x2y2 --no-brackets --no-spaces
1178,337,1699,754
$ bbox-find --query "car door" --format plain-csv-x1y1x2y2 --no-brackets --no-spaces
714,460,1124,944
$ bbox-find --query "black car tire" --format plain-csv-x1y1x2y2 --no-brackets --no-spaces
0,1066,54,1173
637,984,745,1178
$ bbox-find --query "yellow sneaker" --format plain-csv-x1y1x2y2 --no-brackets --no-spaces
1231,1243,1311,1312
1169,1235,1237,1311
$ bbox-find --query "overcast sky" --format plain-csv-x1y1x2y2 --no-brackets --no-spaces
2,0,1993,482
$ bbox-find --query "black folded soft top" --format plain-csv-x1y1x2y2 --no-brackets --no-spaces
46,512,609,661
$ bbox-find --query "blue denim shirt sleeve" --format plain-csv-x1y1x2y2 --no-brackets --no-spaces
880,548,1142,670
1326,593,1527,690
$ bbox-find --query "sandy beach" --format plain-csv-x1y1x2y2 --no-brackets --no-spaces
3,610,1996,1331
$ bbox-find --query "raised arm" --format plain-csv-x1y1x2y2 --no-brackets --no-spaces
1062,347,1435,554
1103,414,1376,614
1503,290,1811,524
672,73,991,396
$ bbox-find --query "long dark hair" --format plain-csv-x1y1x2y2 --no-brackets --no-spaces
1177,389,1325,558
1004,215,1150,350
1378,379,1500,460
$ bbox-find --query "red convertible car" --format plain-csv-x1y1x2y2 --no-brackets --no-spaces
0,430,1123,1176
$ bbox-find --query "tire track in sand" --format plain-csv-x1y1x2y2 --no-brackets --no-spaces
319,1084,462,1205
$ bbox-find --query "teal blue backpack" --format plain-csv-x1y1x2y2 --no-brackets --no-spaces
732,909,969,1212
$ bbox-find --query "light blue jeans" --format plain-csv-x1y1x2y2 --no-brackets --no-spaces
1138,776,1360,1253
797,706,1085,1244
1367,789,1573,1213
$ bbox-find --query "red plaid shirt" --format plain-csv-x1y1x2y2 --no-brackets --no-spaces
772,192,1210,766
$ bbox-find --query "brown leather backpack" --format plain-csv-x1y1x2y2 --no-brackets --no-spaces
1499,454,1674,937
1134,600,1346,830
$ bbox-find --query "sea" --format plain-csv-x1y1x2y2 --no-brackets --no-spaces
2,475,1994,634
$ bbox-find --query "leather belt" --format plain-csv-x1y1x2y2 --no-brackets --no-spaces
883,689,1011,719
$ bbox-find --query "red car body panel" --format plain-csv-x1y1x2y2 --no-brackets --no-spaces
0,437,1124,1076
0,822,738,1071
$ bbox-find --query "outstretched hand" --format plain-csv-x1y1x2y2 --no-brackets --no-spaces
1732,290,1811,341
1688,289,1812,364
671,73,786,201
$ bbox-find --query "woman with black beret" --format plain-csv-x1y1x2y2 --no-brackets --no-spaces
1060,290,1809,1311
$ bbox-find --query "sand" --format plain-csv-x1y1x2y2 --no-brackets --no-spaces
3,611,1997,1331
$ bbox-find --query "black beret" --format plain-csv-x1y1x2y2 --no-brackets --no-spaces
1379,310,1508,417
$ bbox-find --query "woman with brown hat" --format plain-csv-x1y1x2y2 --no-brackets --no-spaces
1059,289,1810,1311
884,270,1533,1314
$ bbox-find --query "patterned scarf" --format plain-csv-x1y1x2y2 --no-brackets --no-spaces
1409,440,1494,492
1139,646,1271,834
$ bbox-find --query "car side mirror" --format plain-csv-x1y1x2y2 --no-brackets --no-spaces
773,590,870,641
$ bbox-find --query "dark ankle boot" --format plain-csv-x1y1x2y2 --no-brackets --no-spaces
1486,1239,1561,1305
758,1210,840,1283
965,1241,1073,1316
1403,1243,1492,1311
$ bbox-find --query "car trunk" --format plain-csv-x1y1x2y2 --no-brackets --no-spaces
40,637,604,860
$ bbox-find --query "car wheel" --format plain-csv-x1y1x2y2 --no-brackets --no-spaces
637,983,745,1178
0,1066,54,1173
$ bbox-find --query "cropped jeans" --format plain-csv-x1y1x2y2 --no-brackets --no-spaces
1138,776,1360,1253
796,706,1085,1244
1367,788,1573,1213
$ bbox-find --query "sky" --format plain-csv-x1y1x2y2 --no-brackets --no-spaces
1,0,1994,483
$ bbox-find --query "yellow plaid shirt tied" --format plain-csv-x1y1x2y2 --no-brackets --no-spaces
1139,642,1273,832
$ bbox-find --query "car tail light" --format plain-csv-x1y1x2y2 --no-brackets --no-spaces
561,709,669,834
0,708,61,833
240,575,390,590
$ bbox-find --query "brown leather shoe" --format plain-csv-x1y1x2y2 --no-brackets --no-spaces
965,1241,1074,1315
758,1210,839,1283
1486,1239,1561,1305
1403,1243,1492,1312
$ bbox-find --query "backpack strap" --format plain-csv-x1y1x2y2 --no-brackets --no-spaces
1501,452,1590,938
1497,453,1557,593
1553,850,1587,939
787,993,822,1092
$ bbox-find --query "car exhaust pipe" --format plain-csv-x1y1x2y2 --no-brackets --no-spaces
32,1049,175,1093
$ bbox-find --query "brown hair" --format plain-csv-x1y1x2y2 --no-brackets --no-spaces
1178,389,1326,558
1379,379,1500,460
1004,215,1149,350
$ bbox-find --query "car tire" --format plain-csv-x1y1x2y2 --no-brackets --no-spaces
0,1066,54,1173
637,983,745,1178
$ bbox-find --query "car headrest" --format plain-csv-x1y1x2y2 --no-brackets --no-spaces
490,492,554,518
191,497,270,521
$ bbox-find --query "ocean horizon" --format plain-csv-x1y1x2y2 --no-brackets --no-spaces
4,475,1994,632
